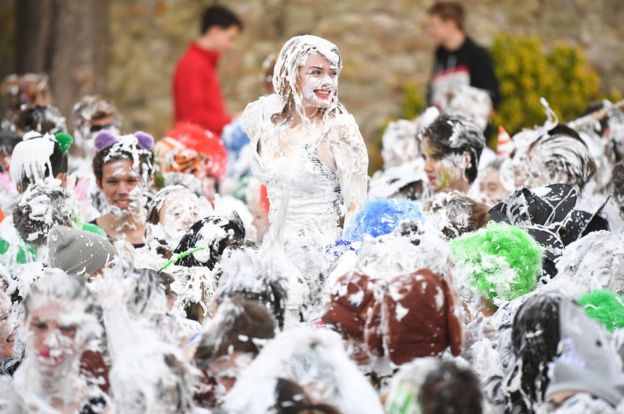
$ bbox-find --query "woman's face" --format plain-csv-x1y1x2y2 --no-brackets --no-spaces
422,137,469,192
297,53,338,109
159,190,199,243
0,292,16,360
27,297,84,374
99,159,143,210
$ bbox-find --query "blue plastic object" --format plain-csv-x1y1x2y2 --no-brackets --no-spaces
344,199,423,243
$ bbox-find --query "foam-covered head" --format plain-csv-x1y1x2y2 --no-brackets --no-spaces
13,179,75,246
272,35,344,122
527,125,596,191
146,185,200,249
216,247,288,329
551,231,624,296
441,84,493,132
72,95,122,152
92,130,154,185
424,192,490,239
9,131,72,191
354,222,451,280
506,292,562,411
422,114,485,185
610,161,624,208
367,268,463,364
13,104,67,135
195,297,276,363
22,268,100,376
173,214,246,270
450,222,543,306
380,119,421,169
368,159,428,201
224,327,384,414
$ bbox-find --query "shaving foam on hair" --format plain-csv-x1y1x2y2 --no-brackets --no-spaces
272,34,344,123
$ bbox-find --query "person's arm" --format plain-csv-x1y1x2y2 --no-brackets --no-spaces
174,59,232,134
330,114,369,230
470,47,501,109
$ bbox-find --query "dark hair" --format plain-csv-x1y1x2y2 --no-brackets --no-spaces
423,114,485,183
612,161,624,205
92,144,154,184
427,2,465,31
201,5,243,34
505,293,562,412
419,361,483,414
220,280,287,331
273,378,341,414
194,297,275,362
427,193,490,238
13,104,66,135
0,129,21,157
174,214,246,270
397,180,425,201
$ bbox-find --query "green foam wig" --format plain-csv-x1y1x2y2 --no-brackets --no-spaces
578,290,624,333
450,222,543,305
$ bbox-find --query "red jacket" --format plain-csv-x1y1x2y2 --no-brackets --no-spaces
173,43,232,135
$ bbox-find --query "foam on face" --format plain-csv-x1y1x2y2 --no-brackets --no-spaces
12,270,101,403
272,35,343,123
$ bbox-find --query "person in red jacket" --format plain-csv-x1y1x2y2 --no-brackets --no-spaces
173,5,243,135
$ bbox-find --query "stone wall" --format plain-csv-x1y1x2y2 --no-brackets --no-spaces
109,0,623,159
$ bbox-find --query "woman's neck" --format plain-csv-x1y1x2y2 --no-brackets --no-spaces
289,102,322,126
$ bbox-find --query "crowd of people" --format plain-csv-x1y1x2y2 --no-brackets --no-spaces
0,2,624,414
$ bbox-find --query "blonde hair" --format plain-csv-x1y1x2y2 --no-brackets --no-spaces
271,35,345,124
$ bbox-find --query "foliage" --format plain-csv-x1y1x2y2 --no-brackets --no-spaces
396,34,606,137
399,82,426,120
491,34,601,133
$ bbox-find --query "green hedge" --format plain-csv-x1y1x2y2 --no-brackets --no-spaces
395,34,620,138
491,33,601,134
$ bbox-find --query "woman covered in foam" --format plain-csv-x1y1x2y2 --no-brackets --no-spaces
240,35,368,273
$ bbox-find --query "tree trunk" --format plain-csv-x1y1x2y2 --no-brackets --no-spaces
14,0,110,128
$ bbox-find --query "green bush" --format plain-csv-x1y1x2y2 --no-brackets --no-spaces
395,34,607,138
491,33,601,134
399,82,426,120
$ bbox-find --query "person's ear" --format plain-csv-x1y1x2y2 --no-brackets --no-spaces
463,150,472,169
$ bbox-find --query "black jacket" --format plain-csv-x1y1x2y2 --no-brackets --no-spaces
427,36,501,109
